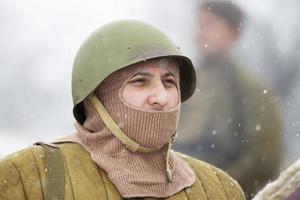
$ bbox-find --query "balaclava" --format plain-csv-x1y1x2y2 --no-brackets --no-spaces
58,58,195,198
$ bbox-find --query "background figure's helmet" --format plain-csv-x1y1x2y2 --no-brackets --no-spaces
72,20,196,123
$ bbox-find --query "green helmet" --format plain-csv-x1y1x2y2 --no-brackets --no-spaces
72,20,196,123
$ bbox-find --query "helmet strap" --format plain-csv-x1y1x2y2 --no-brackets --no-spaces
89,94,178,182
165,131,177,183
88,95,164,153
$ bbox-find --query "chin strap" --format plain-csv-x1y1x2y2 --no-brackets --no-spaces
88,95,162,153
88,95,177,182
166,132,178,183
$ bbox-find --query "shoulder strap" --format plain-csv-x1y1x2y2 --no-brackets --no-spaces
35,142,65,200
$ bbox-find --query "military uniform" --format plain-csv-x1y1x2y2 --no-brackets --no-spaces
0,20,246,200
176,56,282,197
0,143,245,200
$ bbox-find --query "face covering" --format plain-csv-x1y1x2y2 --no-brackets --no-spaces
57,58,195,198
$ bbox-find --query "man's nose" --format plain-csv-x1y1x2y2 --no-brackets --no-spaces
148,82,168,110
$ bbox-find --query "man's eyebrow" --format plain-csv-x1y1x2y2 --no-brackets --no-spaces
162,72,175,78
132,72,153,78
131,71,175,78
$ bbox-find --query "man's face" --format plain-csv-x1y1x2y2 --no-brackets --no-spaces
197,9,239,56
121,64,179,111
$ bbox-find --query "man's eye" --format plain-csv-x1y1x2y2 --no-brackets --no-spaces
163,79,176,87
128,78,147,85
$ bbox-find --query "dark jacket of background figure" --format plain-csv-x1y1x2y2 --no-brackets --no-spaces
175,55,282,198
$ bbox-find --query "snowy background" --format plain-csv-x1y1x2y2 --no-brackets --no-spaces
1,0,299,169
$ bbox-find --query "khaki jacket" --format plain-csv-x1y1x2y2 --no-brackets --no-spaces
0,143,245,200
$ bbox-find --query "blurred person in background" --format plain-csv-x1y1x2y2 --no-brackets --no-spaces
174,0,282,198
0,20,245,200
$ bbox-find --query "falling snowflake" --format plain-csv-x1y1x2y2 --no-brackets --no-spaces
255,125,261,131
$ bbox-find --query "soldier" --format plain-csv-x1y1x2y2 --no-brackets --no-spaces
175,1,282,198
0,20,245,200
